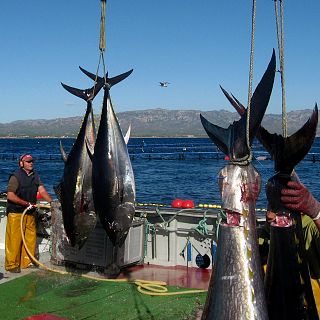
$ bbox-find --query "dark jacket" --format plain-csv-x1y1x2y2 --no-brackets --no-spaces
6,168,40,214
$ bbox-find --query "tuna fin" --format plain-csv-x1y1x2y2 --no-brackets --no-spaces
220,85,245,115
124,124,131,145
59,141,68,163
53,183,62,202
61,81,104,102
200,50,276,159
85,137,94,160
79,66,133,89
259,104,318,173
232,94,246,113
79,66,102,82
199,115,230,155
108,69,133,88
245,49,276,143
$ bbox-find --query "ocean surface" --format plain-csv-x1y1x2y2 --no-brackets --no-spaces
0,137,319,209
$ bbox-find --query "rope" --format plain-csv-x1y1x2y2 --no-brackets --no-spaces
215,209,227,240
274,0,287,137
194,211,209,236
100,0,107,84
229,153,252,166
90,1,108,100
245,0,257,159
85,1,108,99
247,0,256,108
20,204,206,296
154,207,206,229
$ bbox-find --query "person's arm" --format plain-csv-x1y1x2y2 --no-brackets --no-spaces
281,180,320,232
7,191,30,207
38,185,52,203
7,175,32,207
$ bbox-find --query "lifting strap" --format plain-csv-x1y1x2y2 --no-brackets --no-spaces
99,0,106,52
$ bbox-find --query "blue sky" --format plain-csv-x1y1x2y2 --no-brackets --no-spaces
1,1,319,123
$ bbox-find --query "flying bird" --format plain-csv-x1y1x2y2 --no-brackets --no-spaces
159,81,170,87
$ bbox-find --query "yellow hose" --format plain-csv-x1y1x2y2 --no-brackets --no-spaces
20,204,207,296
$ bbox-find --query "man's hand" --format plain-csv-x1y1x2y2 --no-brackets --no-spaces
26,203,36,211
281,181,320,220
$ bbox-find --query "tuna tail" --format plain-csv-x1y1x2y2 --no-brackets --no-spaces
227,88,319,173
61,80,104,102
79,66,133,89
59,80,102,161
200,49,276,160
258,105,318,173
59,140,68,163
124,124,131,145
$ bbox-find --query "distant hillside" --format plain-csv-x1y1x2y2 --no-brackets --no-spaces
0,108,318,138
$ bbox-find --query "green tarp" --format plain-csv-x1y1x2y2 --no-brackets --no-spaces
0,271,206,320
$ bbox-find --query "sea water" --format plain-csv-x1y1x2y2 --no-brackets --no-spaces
0,137,319,209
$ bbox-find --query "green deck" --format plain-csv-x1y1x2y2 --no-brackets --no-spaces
0,271,206,320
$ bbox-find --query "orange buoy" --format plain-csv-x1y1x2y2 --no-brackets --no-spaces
171,199,183,208
182,200,195,208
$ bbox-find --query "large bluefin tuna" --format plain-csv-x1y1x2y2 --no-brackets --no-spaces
223,86,319,319
55,78,104,249
200,50,276,320
83,68,135,275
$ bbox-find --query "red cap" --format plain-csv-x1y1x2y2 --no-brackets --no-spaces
20,154,33,161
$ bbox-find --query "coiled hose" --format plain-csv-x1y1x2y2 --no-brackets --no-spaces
20,204,207,296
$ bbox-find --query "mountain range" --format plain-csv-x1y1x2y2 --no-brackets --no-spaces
0,108,318,138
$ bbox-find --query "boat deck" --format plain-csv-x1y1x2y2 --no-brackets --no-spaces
1,250,211,290
0,251,208,320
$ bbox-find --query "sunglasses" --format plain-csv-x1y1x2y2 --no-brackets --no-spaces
24,160,34,163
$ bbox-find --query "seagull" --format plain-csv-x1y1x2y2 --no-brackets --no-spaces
159,81,170,87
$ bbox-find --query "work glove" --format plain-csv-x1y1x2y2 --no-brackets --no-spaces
26,202,36,211
281,181,320,220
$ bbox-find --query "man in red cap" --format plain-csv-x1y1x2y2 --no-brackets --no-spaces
5,154,52,273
